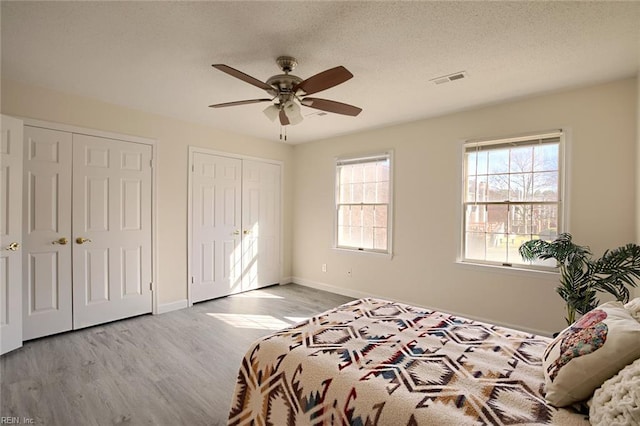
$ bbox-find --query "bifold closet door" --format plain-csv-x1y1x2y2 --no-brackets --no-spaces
22,127,153,339
241,160,281,291
22,126,73,340
191,153,281,303
1,115,24,355
72,134,153,329
191,153,242,302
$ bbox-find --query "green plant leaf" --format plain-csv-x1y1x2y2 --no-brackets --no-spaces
519,233,640,324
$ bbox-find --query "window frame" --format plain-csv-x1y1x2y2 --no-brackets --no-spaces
334,151,394,256
460,130,566,271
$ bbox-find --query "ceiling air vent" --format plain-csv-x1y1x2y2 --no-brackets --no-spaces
304,111,328,118
430,71,467,85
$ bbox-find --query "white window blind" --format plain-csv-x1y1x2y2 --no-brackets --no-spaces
336,152,392,254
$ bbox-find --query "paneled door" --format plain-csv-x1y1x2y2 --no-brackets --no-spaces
0,115,23,355
72,134,152,329
22,126,73,340
241,160,281,291
191,153,242,302
190,152,281,303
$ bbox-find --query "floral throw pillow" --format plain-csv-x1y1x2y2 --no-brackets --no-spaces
542,301,640,407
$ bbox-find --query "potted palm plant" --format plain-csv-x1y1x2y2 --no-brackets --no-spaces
519,233,640,325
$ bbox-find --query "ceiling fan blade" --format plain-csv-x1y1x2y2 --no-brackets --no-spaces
209,99,272,108
294,66,353,95
279,109,290,126
301,98,362,116
212,64,274,92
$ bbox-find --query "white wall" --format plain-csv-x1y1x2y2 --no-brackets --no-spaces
292,78,638,335
0,79,295,307
2,77,637,334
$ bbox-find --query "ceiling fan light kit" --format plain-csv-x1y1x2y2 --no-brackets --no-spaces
209,56,362,130
282,101,303,125
263,104,280,122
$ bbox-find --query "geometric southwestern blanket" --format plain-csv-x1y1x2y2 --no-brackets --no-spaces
228,298,589,425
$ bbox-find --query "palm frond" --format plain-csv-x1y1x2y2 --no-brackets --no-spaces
519,233,640,325
519,233,591,266
590,243,640,303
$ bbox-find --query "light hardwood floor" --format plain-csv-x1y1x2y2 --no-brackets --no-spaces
0,284,354,426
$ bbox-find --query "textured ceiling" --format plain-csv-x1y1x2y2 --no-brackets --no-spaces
2,1,639,144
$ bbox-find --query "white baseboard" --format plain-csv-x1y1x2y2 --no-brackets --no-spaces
157,299,188,314
290,277,375,300
290,277,552,337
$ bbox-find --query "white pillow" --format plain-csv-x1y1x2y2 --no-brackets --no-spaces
590,357,640,425
624,297,640,322
542,301,640,407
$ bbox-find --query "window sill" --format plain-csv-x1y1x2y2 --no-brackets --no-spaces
332,246,393,260
455,260,558,279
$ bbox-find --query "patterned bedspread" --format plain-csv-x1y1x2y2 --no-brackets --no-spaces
228,298,589,425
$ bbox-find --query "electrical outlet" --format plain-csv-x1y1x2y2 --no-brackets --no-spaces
321,263,327,272
347,268,352,277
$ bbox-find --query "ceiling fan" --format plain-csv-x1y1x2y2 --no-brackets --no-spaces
209,56,362,126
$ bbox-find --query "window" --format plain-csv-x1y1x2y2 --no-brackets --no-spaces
462,131,564,268
335,152,392,254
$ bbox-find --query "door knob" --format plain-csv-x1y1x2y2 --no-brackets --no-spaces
233,230,240,235
243,230,251,235
76,237,92,244
52,237,69,245
5,242,20,251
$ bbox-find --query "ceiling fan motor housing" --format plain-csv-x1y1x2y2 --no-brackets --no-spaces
266,74,303,101
267,56,304,103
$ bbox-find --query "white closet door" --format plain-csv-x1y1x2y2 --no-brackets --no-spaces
22,126,73,340
242,160,281,291
0,115,23,355
191,153,242,302
72,134,152,329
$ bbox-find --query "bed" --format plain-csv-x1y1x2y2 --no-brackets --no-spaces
227,298,592,425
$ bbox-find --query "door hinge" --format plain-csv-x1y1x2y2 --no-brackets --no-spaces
149,282,153,291
150,159,154,168
191,276,194,284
